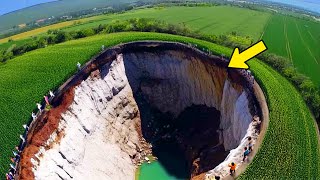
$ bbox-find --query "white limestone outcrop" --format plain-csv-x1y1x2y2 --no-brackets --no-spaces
33,55,140,180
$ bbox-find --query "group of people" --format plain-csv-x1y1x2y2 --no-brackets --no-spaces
5,90,55,180
211,115,260,180
240,69,255,87
227,136,254,177
242,136,253,162
6,132,26,180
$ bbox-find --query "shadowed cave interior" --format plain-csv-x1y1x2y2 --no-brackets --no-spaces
134,89,226,178
121,49,233,178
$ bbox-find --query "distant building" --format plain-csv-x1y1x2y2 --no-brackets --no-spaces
36,19,47,23
18,24,27,28
61,16,73,20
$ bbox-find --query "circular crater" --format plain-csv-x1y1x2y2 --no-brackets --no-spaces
17,41,265,180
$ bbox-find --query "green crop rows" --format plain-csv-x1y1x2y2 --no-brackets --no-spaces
263,14,320,85
240,60,320,179
0,6,270,44
63,6,270,40
2,5,319,87
0,32,319,178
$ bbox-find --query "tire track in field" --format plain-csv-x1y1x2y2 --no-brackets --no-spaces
306,30,320,63
182,16,206,24
283,18,293,63
259,15,272,40
194,21,220,33
307,30,317,43
294,20,319,65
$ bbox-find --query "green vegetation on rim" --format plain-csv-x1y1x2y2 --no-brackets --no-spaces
0,32,319,179
240,60,320,179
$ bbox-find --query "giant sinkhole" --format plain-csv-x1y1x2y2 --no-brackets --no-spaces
17,42,263,180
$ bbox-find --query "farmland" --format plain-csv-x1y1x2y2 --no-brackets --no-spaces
0,6,271,43
0,0,137,33
0,15,112,44
240,60,320,179
0,32,319,178
1,5,319,86
63,6,270,40
263,14,320,85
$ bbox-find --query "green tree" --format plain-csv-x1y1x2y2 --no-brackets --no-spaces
54,31,71,43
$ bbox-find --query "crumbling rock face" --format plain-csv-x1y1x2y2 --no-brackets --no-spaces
33,55,141,180
17,42,264,180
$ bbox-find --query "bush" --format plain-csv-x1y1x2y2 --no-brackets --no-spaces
54,31,71,43
93,24,108,34
3,51,13,62
36,37,48,48
73,28,95,38
47,35,55,44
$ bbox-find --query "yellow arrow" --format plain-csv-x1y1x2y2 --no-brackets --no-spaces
228,40,267,69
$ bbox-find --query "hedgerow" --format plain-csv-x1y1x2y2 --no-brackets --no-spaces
1,18,319,121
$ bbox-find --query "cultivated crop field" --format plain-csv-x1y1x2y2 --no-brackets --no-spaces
263,14,320,85
0,0,137,34
1,5,319,86
240,60,320,179
63,6,270,40
0,15,108,44
0,6,271,43
0,32,319,178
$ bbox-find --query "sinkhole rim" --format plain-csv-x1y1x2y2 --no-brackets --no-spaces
15,41,269,180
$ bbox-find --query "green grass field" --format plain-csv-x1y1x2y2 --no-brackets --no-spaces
63,6,271,40
0,32,319,179
263,14,320,85
1,6,319,86
0,6,271,44
2,5,319,87
0,0,136,33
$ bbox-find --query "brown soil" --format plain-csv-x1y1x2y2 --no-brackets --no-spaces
17,88,75,180
191,172,206,180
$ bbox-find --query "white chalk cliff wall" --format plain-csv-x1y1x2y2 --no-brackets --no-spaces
32,55,141,180
18,42,258,180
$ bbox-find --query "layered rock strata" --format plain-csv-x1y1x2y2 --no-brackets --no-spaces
16,41,266,180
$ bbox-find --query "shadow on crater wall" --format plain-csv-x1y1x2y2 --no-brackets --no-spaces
122,50,226,178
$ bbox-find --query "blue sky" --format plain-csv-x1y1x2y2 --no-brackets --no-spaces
0,0,56,15
266,0,320,13
0,0,319,16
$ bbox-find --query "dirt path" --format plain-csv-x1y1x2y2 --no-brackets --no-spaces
223,81,270,180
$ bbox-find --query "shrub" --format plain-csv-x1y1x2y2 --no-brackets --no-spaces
54,31,71,43
74,28,95,38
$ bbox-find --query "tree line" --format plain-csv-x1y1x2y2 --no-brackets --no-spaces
1,18,319,121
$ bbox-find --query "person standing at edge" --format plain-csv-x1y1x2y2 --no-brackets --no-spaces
228,162,236,175
242,147,250,162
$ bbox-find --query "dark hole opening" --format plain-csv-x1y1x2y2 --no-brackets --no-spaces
135,87,226,178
